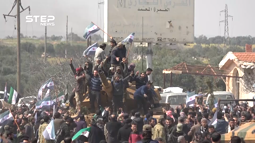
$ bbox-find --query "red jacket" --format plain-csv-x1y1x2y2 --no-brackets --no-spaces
129,132,143,143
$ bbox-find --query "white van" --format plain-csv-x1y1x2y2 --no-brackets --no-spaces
160,92,187,108
206,91,235,107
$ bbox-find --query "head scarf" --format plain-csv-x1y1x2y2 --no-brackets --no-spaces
166,110,174,119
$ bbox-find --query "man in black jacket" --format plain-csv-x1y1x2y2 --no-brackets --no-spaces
88,120,105,143
117,118,132,142
111,43,126,68
56,117,73,143
108,39,117,57
112,74,131,114
106,114,122,143
133,112,144,134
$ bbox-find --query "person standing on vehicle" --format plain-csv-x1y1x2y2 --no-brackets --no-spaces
89,70,102,112
69,58,85,110
134,82,153,114
111,43,126,68
94,43,106,65
108,39,117,57
111,74,131,114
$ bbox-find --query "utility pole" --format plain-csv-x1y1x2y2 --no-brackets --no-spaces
219,4,233,45
71,27,73,46
65,15,68,58
17,0,21,93
141,17,144,71
146,43,153,82
3,0,30,93
44,26,47,62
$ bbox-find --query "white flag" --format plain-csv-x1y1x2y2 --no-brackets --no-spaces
43,120,56,140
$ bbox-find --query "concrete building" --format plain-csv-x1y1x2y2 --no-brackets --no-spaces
219,44,255,99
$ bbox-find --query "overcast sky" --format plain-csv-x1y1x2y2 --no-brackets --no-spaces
0,0,254,38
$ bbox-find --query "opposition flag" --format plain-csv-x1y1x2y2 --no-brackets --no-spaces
187,91,196,97
83,42,98,56
209,111,218,127
0,111,13,124
186,94,199,107
43,120,56,140
4,83,9,102
45,89,50,98
38,78,54,100
53,92,65,103
8,87,19,105
72,127,91,141
36,96,55,109
83,22,100,39
121,33,135,44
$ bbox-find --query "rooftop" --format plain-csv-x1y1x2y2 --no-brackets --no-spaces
233,52,255,63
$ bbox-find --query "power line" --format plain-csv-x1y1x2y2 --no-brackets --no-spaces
219,4,233,45
3,0,30,93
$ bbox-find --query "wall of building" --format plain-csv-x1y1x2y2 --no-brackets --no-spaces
224,61,244,99
224,62,255,100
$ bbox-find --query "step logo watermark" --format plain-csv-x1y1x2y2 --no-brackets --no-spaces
26,15,55,26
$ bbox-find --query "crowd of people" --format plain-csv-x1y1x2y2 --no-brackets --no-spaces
1,98,254,143
0,39,254,143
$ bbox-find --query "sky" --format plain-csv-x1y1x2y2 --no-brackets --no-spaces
0,0,254,39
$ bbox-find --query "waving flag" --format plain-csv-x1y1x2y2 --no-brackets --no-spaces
36,96,55,109
43,120,56,140
46,80,54,89
83,22,100,39
209,111,218,127
45,89,50,98
38,78,54,100
83,42,98,56
4,83,9,102
186,94,199,107
0,111,13,124
72,127,91,141
121,33,135,44
187,91,196,97
53,92,65,103
8,87,19,105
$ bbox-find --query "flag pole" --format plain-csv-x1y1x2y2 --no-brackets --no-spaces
91,21,112,39
8,108,20,131
126,42,133,58
4,82,7,101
